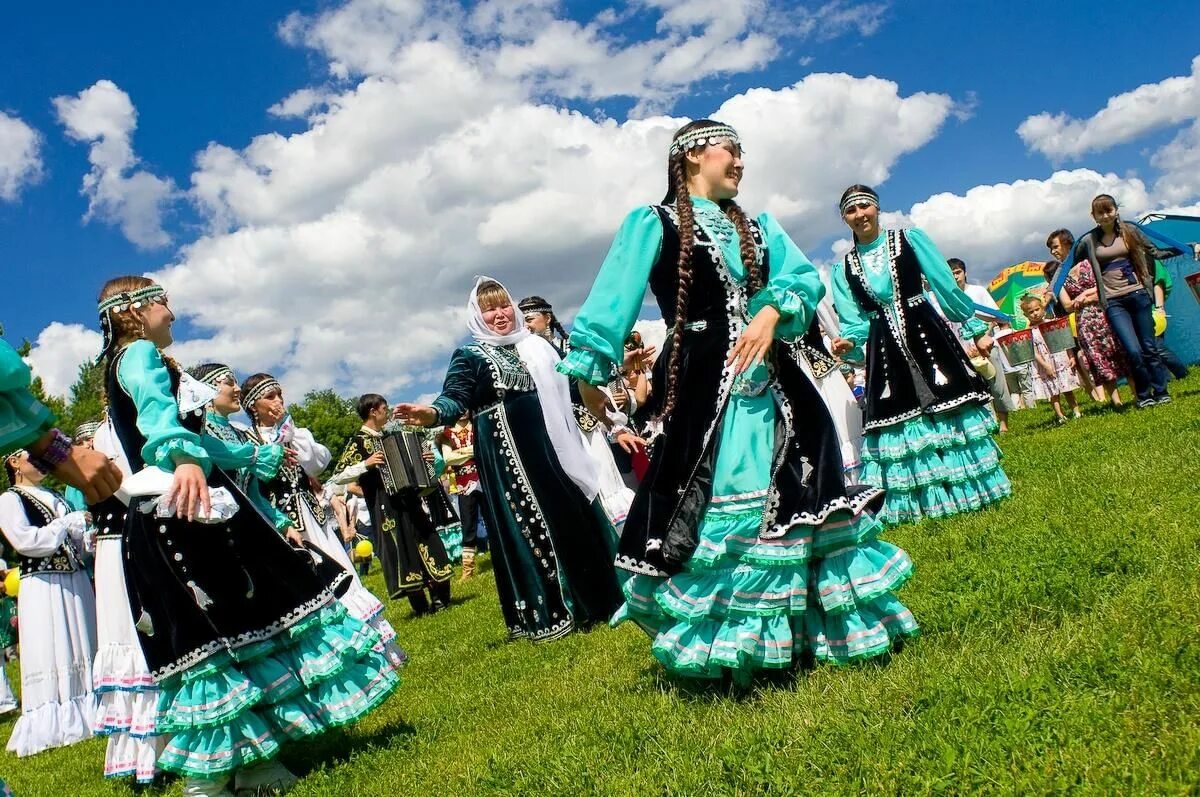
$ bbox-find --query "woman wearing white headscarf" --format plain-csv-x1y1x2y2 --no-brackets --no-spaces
395,278,636,642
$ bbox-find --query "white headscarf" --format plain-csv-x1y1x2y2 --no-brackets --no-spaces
468,276,599,501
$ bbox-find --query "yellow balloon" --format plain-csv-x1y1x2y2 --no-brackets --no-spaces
3,570,18,598
354,540,374,559
1153,308,1167,337
1069,313,1077,338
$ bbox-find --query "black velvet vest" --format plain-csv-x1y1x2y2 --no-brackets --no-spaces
7,487,82,576
841,229,991,430
618,205,883,577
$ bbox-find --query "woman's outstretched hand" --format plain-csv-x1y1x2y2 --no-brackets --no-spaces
613,430,647,454
577,381,611,421
393,404,437,427
727,306,779,375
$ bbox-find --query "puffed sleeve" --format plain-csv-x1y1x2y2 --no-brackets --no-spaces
291,427,331,477
0,492,85,558
0,339,56,457
746,212,823,341
432,348,479,426
906,228,983,332
558,206,663,386
200,433,285,482
117,341,211,474
831,258,870,351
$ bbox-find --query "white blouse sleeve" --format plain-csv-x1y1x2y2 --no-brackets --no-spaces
291,428,332,477
0,492,85,558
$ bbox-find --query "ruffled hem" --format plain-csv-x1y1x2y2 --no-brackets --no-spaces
874,470,1012,526
5,693,96,757
613,506,917,681
93,643,157,693
438,523,463,563
860,436,1001,491
861,403,997,462
103,732,165,783
95,687,160,737
153,603,399,779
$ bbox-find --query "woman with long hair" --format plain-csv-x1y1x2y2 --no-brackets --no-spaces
1074,194,1179,407
831,185,1011,526
91,276,397,795
556,120,916,684
394,277,627,643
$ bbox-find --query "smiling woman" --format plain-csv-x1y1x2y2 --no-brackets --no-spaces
556,120,916,685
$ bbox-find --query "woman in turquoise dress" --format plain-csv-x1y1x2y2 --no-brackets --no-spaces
830,185,1011,525
558,120,917,684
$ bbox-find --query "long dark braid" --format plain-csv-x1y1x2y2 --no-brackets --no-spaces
662,154,695,421
720,200,762,294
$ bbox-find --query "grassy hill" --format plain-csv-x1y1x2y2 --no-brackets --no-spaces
4,374,1199,796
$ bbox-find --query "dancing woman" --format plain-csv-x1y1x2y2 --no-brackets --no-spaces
91,277,397,795
830,185,1011,525
558,120,916,683
242,375,404,662
395,278,626,643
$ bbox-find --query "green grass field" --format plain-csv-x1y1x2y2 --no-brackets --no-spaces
4,375,1200,796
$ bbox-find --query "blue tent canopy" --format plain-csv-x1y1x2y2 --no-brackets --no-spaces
1140,213,1200,366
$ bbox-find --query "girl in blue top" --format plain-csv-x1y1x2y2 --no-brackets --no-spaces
831,185,1011,525
558,121,917,684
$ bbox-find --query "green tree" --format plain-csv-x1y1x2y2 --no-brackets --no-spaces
288,389,361,472
61,360,105,436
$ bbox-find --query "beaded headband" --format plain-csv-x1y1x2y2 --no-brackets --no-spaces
74,421,101,441
196,365,235,389
243,377,282,407
669,124,740,158
840,192,879,215
518,299,553,316
97,284,166,316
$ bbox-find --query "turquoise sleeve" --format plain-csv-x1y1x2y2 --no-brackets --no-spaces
559,206,662,386
431,444,447,477
432,349,475,427
0,340,55,457
64,486,88,512
747,212,823,340
831,259,870,354
117,341,212,475
907,228,977,325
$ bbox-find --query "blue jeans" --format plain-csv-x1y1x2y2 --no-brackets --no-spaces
1156,335,1189,379
1105,290,1168,400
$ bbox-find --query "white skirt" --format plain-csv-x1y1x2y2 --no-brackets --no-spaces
92,535,165,782
5,569,97,757
0,661,16,714
805,361,864,482
579,426,635,528
297,502,406,668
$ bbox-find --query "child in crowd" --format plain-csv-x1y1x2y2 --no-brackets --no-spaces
992,319,1036,410
1020,293,1082,424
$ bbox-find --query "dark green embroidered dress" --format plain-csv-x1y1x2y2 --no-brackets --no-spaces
431,342,622,642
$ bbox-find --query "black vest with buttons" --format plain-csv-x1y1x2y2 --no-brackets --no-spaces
8,487,82,576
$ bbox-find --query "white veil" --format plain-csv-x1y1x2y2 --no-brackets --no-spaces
467,276,599,501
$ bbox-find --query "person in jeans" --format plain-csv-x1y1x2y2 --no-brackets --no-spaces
1074,195,1179,408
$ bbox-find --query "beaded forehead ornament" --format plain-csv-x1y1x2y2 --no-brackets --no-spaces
243,377,282,407
668,124,740,158
196,365,235,389
840,192,879,215
96,284,167,362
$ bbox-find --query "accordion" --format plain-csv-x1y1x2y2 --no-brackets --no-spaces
379,429,437,497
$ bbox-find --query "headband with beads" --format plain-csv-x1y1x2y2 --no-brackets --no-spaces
96,284,167,362
243,377,282,407
74,421,101,441
518,299,553,316
195,365,235,389
840,192,879,215
669,124,740,158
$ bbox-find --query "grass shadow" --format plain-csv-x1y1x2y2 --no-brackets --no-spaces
279,719,419,776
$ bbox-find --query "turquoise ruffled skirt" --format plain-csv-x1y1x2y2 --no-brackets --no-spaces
613,388,917,684
861,404,1011,525
154,602,399,779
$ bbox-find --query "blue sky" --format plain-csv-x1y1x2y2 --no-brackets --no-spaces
2,0,1198,398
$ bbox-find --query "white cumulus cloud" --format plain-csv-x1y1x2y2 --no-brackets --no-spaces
1017,55,1200,162
0,111,44,202
24,323,104,399
54,79,178,250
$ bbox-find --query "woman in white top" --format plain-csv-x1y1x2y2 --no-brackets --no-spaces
0,449,97,756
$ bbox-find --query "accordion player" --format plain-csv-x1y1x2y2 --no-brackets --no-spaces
377,428,437,496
